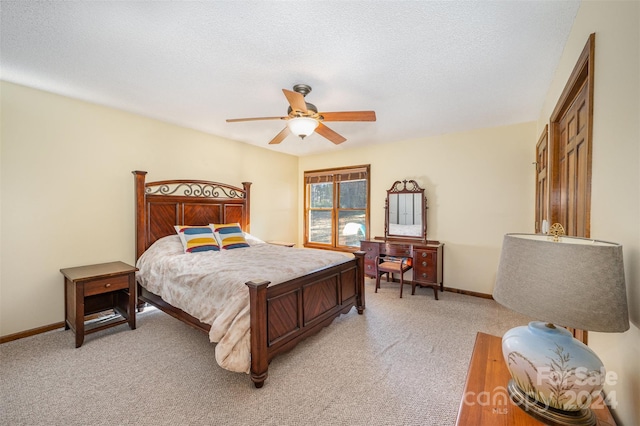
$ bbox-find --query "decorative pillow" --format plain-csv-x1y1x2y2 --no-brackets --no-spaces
174,225,220,253
243,232,266,246
211,223,250,250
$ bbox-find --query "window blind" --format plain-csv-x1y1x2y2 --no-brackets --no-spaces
304,166,368,184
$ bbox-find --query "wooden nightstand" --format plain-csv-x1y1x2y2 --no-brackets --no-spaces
61,261,138,348
456,332,616,425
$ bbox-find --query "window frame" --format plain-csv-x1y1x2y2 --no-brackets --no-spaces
303,165,370,252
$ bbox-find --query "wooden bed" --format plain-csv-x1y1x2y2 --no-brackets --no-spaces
132,171,365,388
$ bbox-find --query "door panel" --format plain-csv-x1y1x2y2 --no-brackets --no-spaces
534,126,548,233
556,83,589,237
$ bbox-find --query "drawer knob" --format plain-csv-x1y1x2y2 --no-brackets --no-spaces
421,273,427,278
422,261,427,267
105,283,111,288
421,252,427,258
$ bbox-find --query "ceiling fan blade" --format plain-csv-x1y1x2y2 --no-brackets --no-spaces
315,122,347,145
319,111,377,122
282,89,308,113
268,127,290,145
226,116,286,123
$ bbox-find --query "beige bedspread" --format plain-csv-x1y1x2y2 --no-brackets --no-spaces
135,235,351,373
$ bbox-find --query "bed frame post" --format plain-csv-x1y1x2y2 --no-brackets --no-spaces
132,171,148,313
354,250,366,314
132,171,147,261
245,279,270,388
242,182,251,234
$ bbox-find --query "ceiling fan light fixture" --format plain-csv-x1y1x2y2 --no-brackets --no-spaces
287,117,319,139
226,84,374,145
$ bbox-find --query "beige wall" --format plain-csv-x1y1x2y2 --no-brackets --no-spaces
536,2,639,425
0,81,299,336
299,121,537,294
0,81,538,335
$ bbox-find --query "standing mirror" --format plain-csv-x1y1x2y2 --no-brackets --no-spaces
384,180,427,241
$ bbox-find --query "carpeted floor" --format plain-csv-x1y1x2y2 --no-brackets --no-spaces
0,279,531,426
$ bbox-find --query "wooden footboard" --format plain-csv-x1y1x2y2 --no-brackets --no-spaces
137,252,365,388
246,252,365,388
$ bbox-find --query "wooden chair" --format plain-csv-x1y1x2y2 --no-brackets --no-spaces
375,245,413,298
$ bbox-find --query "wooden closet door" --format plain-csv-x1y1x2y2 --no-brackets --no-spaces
555,81,591,237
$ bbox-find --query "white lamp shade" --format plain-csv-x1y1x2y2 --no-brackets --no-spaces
287,117,319,139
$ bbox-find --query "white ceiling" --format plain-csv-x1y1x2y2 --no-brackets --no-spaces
1,1,580,157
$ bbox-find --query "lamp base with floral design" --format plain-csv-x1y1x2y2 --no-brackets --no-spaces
502,321,605,426
507,380,596,425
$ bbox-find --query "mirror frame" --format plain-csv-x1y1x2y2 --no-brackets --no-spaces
384,180,427,242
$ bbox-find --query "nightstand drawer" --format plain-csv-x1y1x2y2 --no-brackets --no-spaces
84,275,129,296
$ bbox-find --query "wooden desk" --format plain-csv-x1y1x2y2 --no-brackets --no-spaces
360,239,443,298
456,332,616,426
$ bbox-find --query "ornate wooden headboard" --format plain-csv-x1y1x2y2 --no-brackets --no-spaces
133,171,251,260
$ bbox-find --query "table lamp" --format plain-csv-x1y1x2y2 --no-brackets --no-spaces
493,225,629,426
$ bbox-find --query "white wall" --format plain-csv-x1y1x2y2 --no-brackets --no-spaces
0,81,299,336
299,121,537,295
536,2,639,425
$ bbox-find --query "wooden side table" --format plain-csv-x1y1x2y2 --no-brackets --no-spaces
61,261,138,348
456,332,616,425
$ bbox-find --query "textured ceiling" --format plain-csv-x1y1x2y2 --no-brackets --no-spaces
1,1,580,157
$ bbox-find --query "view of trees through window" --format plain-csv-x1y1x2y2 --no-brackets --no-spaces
305,166,369,250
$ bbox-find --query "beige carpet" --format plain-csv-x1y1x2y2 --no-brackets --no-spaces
0,279,531,426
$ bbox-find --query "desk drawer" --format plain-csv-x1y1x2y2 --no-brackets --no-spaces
381,243,411,257
360,241,379,277
361,242,379,257
84,275,129,296
413,249,437,283
415,269,436,283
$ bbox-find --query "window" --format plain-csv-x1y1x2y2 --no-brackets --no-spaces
304,165,370,251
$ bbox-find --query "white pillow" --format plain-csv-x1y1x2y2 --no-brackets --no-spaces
243,232,266,246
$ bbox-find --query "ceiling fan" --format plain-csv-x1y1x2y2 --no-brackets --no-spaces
226,84,376,145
